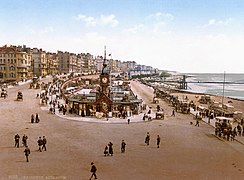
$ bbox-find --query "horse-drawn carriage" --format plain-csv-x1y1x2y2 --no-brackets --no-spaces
215,116,233,138
1,89,7,98
155,112,164,120
17,91,23,100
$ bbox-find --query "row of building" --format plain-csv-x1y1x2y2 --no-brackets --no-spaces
0,45,158,83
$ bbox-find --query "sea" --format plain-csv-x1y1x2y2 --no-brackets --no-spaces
185,73,244,100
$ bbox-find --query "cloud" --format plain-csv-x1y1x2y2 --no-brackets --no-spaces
145,12,174,33
124,12,174,34
200,18,233,28
124,24,145,34
29,26,55,35
146,12,174,22
75,14,119,27
75,15,96,27
100,14,119,27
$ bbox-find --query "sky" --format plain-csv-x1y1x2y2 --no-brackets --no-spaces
1,0,244,73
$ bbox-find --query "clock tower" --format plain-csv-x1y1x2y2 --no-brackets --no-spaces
96,46,112,115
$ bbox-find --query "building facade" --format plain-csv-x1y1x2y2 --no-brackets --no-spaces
0,45,32,82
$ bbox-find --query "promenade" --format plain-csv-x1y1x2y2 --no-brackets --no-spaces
1,77,244,179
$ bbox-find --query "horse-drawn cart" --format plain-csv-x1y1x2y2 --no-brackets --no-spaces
215,116,233,138
17,91,23,100
1,89,7,98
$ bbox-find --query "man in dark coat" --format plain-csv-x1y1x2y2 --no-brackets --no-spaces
145,132,150,146
108,142,113,156
35,113,40,123
90,162,97,179
37,137,43,152
157,135,161,148
14,134,20,148
42,136,47,151
22,134,28,147
24,146,31,162
31,114,34,123
121,140,126,153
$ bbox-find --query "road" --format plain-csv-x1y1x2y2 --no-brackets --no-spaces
0,78,244,180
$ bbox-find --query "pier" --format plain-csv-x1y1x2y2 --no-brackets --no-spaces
145,76,244,90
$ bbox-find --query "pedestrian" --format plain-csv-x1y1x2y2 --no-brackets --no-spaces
195,119,200,127
63,107,67,115
121,140,126,153
231,130,236,141
42,136,47,151
22,134,28,147
104,145,108,156
157,135,161,148
142,114,146,120
37,137,43,152
127,118,130,124
90,162,97,180
24,146,31,162
145,132,150,146
14,134,20,148
31,114,35,123
237,124,242,136
35,113,40,123
171,109,175,117
108,142,113,156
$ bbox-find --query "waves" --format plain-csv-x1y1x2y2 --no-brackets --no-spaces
186,73,244,100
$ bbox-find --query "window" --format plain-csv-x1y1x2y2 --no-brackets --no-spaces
10,66,15,71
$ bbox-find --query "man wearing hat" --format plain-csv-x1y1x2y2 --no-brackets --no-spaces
90,162,97,179
24,146,31,162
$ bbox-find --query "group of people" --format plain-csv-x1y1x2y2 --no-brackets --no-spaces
104,142,114,156
14,134,30,162
31,113,40,123
103,140,127,157
14,133,47,162
37,136,47,152
49,100,57,114
14,134,28,148
145,132,161,148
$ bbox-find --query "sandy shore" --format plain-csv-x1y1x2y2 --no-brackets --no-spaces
0,77,244,180
171,89,244,115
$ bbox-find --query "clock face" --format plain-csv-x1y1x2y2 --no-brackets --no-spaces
102,77,108,84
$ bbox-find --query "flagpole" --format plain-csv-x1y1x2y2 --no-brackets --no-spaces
221,71,226,108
